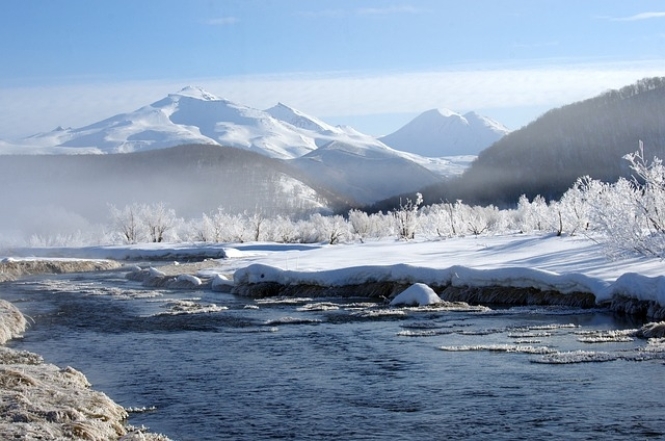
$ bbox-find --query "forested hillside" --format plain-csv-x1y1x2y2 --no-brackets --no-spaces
402,77,665,208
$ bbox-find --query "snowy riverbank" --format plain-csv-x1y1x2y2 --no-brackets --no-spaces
7,232,665,317
0,263,171,440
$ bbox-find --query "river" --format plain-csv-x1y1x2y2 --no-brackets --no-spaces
3,269,665,440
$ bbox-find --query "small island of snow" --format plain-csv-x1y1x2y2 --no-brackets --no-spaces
390,283,443,306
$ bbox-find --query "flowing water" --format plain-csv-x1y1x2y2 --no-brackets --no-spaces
3,270,665,440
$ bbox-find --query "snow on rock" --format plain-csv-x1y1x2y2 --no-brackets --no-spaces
636,321,665,339
127,267,210,289
211,274,234,292
0,300,26,345
0,258,122,282
176,274,202,286
0,301,171,440
390,283,442,306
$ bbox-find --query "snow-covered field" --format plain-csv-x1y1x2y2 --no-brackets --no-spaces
6,232,665,312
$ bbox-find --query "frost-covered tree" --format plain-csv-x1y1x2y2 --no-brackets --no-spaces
393,193,423,240
515,195,551,233
556,176,596,236
306,213,351,244
348,209,392,240
196,209,226,243
109,203,144,244
624,143,665,236
142,202,178,243
246,209,267,242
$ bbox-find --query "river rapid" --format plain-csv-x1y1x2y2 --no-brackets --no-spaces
3,269,665,440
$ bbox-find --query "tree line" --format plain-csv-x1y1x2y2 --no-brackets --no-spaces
27,146,665,260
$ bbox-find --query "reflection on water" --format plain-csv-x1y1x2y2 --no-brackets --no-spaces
4,272,665,441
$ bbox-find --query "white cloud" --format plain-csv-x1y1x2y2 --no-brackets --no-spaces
1,60,664,138
356,5,421,16
205,16,239,26
297,9,345,19
609,11,665,21
298,5,421,19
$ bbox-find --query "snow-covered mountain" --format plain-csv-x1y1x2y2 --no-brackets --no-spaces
0,87,511,205
4,86,318,159
379,108,510,157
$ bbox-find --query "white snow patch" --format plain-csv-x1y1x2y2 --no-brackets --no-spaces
390,283,442,306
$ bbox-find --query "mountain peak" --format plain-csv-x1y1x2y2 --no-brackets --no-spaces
379,108,509,157
172,86,220,101
265,102,337,133
429,108,461,119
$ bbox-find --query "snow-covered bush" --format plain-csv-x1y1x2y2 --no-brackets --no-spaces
393,193,423,240
109,203,179,244
348,209,393,240
584,145,665,258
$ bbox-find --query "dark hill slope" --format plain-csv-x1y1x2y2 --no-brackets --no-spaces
413,77,665,207
0,144,347,226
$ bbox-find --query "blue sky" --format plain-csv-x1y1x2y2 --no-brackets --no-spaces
1,0,665,138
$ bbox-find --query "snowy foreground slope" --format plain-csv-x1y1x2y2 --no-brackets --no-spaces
9,233,665,314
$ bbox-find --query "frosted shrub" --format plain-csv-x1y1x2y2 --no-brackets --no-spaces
418,202,460,238
109,202,179,244
459,204,503,236
273,215,301,243
515,195,552,233
588,178,646,257
624,145,665,235
348,210,392,240
556,176,595,235
393,193,423,240
601,145,665,257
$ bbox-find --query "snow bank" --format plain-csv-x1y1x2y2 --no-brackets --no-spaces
233,263,604,295
0,258,122,282
390,283,442,306
226,236,665,316
232,263,600,308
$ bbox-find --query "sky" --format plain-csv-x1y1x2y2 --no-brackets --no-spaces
1,0,665,139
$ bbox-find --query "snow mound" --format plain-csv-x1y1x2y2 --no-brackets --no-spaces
390,283,442,306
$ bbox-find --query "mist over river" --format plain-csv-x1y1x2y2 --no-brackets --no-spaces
4,270,665,440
